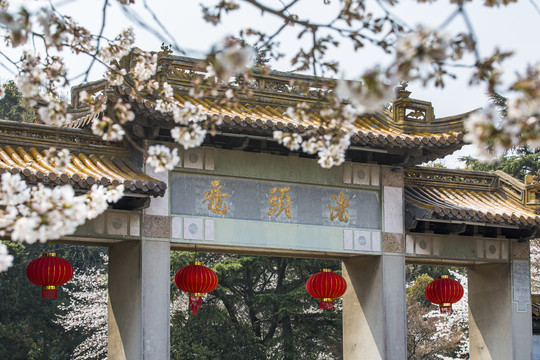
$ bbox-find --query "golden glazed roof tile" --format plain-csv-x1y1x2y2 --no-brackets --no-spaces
405,167,540,228
64,55,470,160
114,89,465,150
405,186,539,226
0,145,166,197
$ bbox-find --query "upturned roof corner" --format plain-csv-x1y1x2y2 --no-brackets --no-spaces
523,171,540,214
390,84,435,129
405,167,540,238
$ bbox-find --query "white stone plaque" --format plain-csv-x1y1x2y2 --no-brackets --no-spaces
512,260,530,312
183,218,204,240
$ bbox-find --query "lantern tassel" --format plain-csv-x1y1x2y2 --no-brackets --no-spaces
439,305,453,315
189,295,202,315
319,299,335,310
42,286,57,299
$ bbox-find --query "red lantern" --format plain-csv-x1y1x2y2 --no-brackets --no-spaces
174,261,218,315
425,275,464,315
306,268,347,310
26,252,74,299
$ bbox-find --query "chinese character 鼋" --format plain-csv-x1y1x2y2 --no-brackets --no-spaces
267,186,292,219
328,191,349,223
203,180,229,215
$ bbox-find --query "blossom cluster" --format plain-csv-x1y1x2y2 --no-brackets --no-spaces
43,147,72,171
0,172,123,271
91,38,252,155
207,36,256,82
146,144,180,173
274,130,352,168
335,70,395,114
0,243,13,272
100,28,135,62
273,87,367,168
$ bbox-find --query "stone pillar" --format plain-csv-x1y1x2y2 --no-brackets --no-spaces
108,239,171,360
468,241,532,360
341,165,407,359
342,254,407,360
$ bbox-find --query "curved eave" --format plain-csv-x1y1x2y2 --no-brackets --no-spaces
405,185,540,229
434,108,479,127
0,144,166,197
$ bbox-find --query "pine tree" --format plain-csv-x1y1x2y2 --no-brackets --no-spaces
0,81,35,123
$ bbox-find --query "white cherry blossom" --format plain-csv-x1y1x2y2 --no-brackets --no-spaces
0,173,123,269
335,76,394,114
171,126,207,149
273,131,302,151
146,144,180,172
0,243,13,272
44,147,72,171
91,116,126,141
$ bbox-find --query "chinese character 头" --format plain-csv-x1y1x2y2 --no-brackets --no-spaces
328,191,349,223
203,180,229,215
267,186,292,219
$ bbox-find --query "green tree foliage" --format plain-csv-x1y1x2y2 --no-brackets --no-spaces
462,147,540,181
0,81,35,123
170,252,343,360
407,273,434,308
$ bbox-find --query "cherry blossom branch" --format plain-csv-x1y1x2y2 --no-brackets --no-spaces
84,0,109,82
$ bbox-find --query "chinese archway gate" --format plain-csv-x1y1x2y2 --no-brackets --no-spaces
0,53,536,360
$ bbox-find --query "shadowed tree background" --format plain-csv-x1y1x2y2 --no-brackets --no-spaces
170,252,343,360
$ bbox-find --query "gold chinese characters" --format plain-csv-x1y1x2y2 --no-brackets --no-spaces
203,180,229,215
202,179,352,224
267,186,292,219
328,191,349,223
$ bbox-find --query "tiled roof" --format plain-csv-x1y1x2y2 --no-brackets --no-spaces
405,167,540,229
64,54,470,162
115,86,466,151
0,144,166,197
